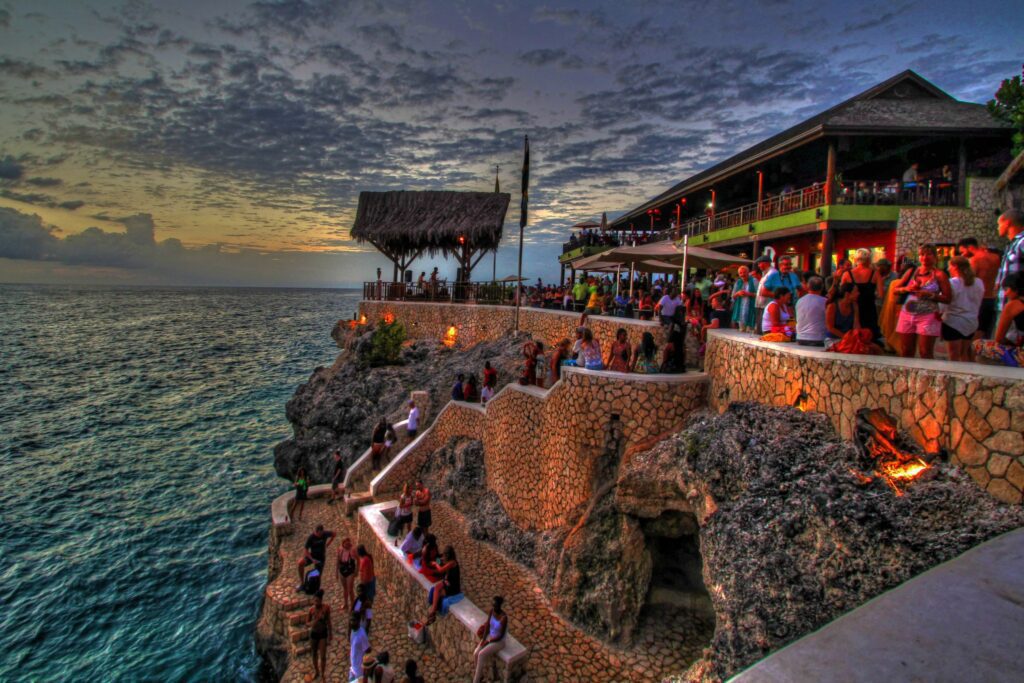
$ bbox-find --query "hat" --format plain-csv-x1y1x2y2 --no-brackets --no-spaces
755,255,772,264
363,653,378,668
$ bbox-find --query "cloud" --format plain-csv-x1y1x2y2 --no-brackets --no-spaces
0,155,24,180
0,208,60,259
0,57,52,79
25,176,63,187
0,8,9,28
843,4,911,32
518,48,583,69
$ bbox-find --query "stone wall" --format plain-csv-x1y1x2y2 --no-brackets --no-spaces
967,176,1000,214
359,300,662,352
705,329,1024,504
373,367,709,529
894,206,1001,256
357,502,528,681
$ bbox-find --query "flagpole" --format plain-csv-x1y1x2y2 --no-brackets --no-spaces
515,135,529,332
681,234,689,292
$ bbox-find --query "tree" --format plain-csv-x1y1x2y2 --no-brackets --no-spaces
364,319,407,367
987,65,1024,157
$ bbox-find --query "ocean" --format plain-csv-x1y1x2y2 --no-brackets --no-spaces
0,285,361,682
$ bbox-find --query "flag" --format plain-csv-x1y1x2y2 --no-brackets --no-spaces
519,135,529,229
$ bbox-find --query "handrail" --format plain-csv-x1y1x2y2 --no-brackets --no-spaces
341,419,410,492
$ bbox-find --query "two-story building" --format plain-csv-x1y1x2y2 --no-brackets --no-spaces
610,71,1012,276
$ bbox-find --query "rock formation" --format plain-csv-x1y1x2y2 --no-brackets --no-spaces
273,322,528,483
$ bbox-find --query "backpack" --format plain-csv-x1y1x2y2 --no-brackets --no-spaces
303,566,322,595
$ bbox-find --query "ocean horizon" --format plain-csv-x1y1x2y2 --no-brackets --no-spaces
0,284,362,681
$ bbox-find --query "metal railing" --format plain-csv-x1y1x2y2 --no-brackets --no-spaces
562,228,674,254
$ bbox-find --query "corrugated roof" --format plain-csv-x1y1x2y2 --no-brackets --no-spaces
612,71,1008,228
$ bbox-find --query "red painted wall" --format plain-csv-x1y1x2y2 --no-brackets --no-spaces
763,228,895,271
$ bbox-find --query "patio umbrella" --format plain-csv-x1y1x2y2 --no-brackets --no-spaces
499,275,527,282
572,220,601,230
600,241,749,270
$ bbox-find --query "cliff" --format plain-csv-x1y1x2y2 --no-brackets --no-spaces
273,321,529,483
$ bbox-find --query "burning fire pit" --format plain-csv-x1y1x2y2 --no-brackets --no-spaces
852,408,939,495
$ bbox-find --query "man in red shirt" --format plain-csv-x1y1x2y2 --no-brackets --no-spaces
357,544,375,601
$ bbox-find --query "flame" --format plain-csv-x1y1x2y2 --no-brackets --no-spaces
381,313,392,324
854,425,932,495
360,314,368,324
443,325,458,348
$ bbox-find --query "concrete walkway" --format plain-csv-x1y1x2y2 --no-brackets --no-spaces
731,527,1024,683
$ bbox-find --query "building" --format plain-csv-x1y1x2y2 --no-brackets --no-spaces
610,71,1012,275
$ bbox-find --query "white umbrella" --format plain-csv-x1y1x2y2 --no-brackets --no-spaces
599,241,749,270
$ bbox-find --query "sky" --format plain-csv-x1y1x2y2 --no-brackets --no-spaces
0,0,1021,287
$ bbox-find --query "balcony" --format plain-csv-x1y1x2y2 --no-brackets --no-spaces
560,228,675,263
680,180,960,238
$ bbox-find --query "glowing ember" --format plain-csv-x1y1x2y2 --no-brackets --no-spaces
442,325,458,347
853,408,933,495
792,391,811,412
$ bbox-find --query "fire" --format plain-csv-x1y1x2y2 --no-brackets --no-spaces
442,325,458,348
793,391,811,412
852,408,933,496
360,314,368,324
381,313,393,324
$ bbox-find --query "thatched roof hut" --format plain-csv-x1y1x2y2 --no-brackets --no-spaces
352,190,511,281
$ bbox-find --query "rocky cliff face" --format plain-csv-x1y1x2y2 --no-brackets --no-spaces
273,322,528,483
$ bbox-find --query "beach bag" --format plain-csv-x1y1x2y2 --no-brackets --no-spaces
408,620,426,644
387,515,403,537
303,566,321,595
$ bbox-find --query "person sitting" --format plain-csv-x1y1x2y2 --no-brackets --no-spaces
973,272,1024,367
451,373,465,401
549,337,571,384
473,596,509,683
825,282,860,348
702,280,731,343
416,533,440,579
425,546,463,625
480,382,495,404
605,328,631,372
463,374,479,402
761,287,795,341
631,331,660,374
400,526,424,560
795,276,827,346
402,659,425,683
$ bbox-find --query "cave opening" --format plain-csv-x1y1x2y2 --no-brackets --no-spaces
636,510,715,661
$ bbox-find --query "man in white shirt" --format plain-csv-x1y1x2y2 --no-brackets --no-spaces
795,277,827,346
754,255,775,334
406,400,420,439
657,287,682,326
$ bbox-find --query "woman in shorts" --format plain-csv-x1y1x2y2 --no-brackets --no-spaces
894,245,951,359
306,589,331,681
336,537,357,611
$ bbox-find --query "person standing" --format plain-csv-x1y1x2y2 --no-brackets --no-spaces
996,210,1024,315
973,272,1024,367
414,480,432,533
753,255,775,334
297,524,336,590
370,418,390,471
329,450,346,505
348,611,371,682
307,590,331,682
292,467,309,521
840,248,884,340
451,374,465,401
356,544,376,601
760,256,801,304
482,361,497,390
406,400,420,440
473,596,509,683
730,265,757,332
656,287,682,326
942,256,984,362
958,237,1001,338
894,244,952,359
336,537,357,611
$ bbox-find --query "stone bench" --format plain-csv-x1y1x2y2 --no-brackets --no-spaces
358,501,530,682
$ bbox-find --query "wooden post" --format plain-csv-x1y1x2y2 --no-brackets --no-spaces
825,140,837,205
821,226,835,277
757,171,764,220
560,263,565,285
958,138,967,207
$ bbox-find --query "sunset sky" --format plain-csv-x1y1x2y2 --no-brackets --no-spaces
0,0,1020,286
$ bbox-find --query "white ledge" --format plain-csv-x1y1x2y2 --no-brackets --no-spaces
708,328,1024,381
360,299,662,329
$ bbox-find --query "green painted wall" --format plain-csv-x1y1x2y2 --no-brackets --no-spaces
696,204,903,245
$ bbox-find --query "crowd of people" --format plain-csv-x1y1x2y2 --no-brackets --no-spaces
290,478,509,682
519,209,1024,367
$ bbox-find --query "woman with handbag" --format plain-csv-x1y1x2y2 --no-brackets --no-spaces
894,245,951,359
473,596,508,683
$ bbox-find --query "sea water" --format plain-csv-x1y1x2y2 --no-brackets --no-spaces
0,285,361,681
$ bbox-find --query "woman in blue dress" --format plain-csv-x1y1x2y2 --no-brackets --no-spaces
731,266,758,331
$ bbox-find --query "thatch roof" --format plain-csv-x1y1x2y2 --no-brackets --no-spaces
351,190,511,255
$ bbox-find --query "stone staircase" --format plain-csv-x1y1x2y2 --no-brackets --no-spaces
280,594,315,660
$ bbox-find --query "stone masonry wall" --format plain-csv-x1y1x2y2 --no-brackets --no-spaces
359,300,662,352
373,367,709,530
895,206,1002,257
967,176,1000,214
706,330,1024,504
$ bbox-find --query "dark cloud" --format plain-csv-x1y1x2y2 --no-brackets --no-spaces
0,155,23,180
0,8,9,28
518,48,583,69
25,177,62,187
59,200,86,210
843,4,911,32
0,57,52,79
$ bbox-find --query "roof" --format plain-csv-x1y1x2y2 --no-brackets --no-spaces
351,190,511,255
612,71,1009,228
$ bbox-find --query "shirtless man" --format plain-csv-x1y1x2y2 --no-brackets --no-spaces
958,237,1001,338
414,480,432,533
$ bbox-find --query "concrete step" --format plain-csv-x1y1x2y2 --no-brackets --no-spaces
280,594,314,611
344,491,375,515
287,610,308,626
288,626,309,643
291,643,311,658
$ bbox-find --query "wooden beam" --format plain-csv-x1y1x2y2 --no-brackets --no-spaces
995,148,1024,191
825,140,837,205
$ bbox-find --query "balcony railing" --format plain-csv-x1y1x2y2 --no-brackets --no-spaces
562,228,674,254
678,179,961,237
363,280,525,305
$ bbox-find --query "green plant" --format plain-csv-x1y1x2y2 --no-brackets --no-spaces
366,319,407,366
987,65,1024,157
